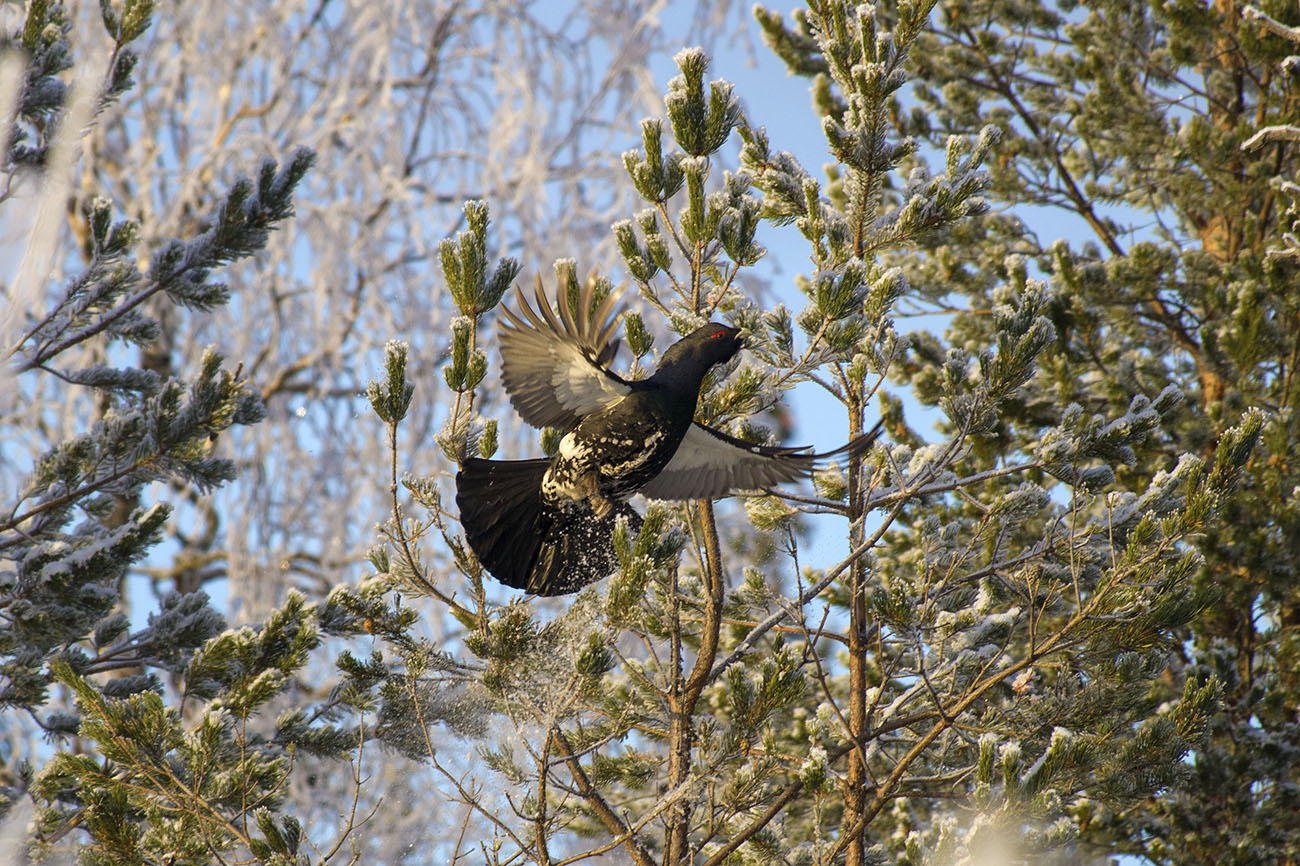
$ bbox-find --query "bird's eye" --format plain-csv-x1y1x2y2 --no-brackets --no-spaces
710,329,729,340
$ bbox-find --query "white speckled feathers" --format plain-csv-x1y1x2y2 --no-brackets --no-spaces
498,274,631,431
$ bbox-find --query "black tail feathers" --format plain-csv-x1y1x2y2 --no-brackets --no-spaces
804,418,886,462
456,458,549,590
456,458,641,596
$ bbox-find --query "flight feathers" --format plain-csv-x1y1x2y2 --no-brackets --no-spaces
637,419,885,501
497,275,630,432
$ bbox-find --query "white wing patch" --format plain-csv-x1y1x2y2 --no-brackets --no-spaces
637,423,815,501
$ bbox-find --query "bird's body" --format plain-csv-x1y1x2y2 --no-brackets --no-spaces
455,277,879,595
540,334,742,517
543,391,677,514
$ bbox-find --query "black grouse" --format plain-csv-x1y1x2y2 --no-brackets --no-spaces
455,277,881,595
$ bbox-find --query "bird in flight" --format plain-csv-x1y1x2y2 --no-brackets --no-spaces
455,276,881,595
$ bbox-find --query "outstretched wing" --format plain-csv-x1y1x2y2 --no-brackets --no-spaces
498,274,631,431
638,419,883,501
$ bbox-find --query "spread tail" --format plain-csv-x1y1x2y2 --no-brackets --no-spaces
456,458,642,596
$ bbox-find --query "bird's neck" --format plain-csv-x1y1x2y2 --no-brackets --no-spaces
646,356,711,395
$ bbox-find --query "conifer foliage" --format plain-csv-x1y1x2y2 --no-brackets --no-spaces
758,0,1300,858
2,4,392,863
1,0,1285,862
368,4,1264,864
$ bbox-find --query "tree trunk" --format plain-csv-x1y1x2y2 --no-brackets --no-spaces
843,408,869,865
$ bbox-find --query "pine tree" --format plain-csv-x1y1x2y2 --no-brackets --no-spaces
365,1,1263,860
2,4,397,862
759,0,1300,859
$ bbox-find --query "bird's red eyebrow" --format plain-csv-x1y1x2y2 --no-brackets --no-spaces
710,329,729,339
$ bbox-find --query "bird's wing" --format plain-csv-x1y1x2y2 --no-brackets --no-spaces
498,274,632,431
638,420,883,501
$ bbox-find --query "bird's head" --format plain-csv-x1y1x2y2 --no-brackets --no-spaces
669,322,743,366
649,322,744,391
